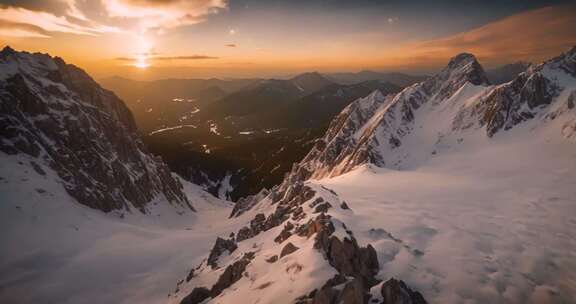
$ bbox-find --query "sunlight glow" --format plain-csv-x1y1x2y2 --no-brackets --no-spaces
133,34,152,69
134,54,150,69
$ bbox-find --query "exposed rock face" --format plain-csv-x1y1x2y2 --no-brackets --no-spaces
0,47,191,212
280,242,299,258
480,72,558,136
230,188,269,217
207,237,238,269
210,252,255,297
467,47,576,136
180,287,211,304
379,278,427,304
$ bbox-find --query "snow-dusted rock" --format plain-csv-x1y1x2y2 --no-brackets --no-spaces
0,47,191,212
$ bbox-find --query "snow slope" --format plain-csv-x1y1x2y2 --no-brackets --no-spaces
316,115,576,303
0,152,244,304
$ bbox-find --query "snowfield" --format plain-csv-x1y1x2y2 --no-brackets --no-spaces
315,117,576,303
0,153,244,304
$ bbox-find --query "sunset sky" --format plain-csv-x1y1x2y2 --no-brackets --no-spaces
1,0,575,79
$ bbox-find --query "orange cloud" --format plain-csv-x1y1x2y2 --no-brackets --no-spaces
379,4,576,69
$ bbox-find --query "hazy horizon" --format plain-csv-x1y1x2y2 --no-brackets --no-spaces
1,0,575,80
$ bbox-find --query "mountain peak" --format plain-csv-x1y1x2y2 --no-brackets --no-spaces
1,45,16,56
448,53,477,67
290,71,333,93
440,52,489,86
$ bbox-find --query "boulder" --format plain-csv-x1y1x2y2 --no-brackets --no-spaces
210,252,255,297
280,242,299,258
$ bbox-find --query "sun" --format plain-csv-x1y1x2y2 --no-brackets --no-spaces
134,54,150,69
132,34,152,69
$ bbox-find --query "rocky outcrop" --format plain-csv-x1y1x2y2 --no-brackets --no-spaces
207,237,238,269
0,47,191,213
230,188,269,217
180,287,211,304
471,48,576,136
209,252,255,297
280,242,299,258
379,278,427,304
480,72,559,136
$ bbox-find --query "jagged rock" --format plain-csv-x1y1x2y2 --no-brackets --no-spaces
235,209,292,243
314,202,332,213
230,189,269,218
280,242,299,258
266,255,278,263
264,207,289,231
337,278,365,304
274,222,294,243
309,197,325,208
340,201,350,210
299,214,333,238
313,225,379,286
185,269,195,282
236,226,253,242
292,206,306,220
207,237,238,269
180,287,211,304
380,278,427,304
298,276,366,304
210,252,255,297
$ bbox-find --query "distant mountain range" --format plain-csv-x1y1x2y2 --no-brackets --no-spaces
326,70,428,87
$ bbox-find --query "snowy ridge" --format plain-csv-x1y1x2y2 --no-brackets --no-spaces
0,46,191,212
293,47,575,178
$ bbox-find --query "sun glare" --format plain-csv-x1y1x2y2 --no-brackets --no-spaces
133,34,152,69
134,54,149,69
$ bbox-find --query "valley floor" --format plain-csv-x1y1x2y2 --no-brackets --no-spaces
315,126,576,303
0,155,243,304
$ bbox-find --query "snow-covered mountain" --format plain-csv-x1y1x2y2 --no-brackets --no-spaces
0,47,240,303
0,46,191,213
173,47,576,303
285,48,575,180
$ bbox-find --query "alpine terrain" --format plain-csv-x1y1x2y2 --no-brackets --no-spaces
172,47,576,304
0,45,575,304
